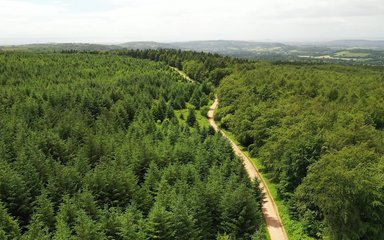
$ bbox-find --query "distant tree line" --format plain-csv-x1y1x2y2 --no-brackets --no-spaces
114,49,250,85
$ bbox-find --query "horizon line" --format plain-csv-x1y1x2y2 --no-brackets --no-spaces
1,38,384,47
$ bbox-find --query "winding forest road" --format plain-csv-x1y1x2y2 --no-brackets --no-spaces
171,67,288,239
208,98,289,240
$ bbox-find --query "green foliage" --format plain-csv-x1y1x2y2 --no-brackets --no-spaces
217,62,384,239
117,207,145,240
84,163,140,208
152,97,168,121
0,51,264,239
183,60,207,82
145,205,174,240
296,145,384,239
74,211,106,240
0,202,20,240
0,160,31,225
22,193,55,240
219,184,263,240
187,108,197,127
117,48,247,85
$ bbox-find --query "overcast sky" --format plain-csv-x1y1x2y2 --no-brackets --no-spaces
1,0,383,44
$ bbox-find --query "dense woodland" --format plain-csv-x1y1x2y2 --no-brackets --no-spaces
114,49,248,85
0,52,265,239
1,48,383,240
216,62,384,239
130,49,384,239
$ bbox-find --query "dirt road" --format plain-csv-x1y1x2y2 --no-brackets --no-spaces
208,98,289,240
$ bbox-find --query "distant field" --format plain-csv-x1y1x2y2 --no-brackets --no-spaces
334,51,370,57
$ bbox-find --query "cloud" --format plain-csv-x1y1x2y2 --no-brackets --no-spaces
0,0,383,44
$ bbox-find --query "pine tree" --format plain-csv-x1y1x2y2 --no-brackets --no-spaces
74,211,106,240
187,108,197,127
54,218,74,240
145,205,174,240
219,185,261,240
152,98,168,122
170,200,199,240
0,202,20,240
118,207,145,240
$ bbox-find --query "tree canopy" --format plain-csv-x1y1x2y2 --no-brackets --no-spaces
0,52,265,239
216,62,384,239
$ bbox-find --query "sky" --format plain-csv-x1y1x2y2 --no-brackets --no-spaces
0,0,383,44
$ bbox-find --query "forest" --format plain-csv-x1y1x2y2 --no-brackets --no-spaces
123,49,384,240
1,48,383,240
216,62,384,239
0,52,265,239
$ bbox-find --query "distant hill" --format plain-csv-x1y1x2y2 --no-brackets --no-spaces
1,40,383,65
118,40,292,54
119,41,176,49
322,40,384,49
170,40,290,52
0,43,122,51
3,40,384,52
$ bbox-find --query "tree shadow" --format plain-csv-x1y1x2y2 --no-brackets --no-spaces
262,207,283,228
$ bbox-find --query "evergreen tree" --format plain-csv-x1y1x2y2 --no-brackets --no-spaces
145,205,174,240
170,199,199,240
152,98,168,122
118,207,145,240
187,108,197,127
0,202,20,240
74,211,106,240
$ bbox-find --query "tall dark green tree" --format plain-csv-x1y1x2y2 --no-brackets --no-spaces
145,205,174,240
0,202,20,240
187,108,197,127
